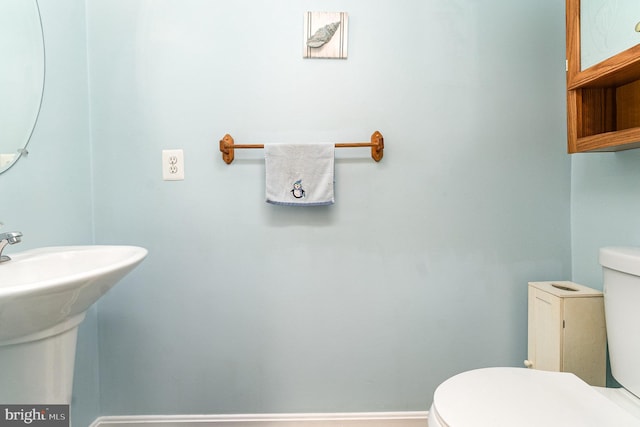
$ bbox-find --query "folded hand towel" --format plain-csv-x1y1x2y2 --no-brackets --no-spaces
264,143,335,206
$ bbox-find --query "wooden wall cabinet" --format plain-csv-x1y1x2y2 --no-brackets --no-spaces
566,0,640,152
525,281,606,386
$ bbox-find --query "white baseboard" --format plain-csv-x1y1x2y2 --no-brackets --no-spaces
90,412,429,427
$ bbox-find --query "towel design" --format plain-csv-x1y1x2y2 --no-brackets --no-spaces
291,180,306,199
265,143,335,206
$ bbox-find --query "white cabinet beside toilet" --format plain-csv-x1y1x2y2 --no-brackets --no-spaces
525,281,606,387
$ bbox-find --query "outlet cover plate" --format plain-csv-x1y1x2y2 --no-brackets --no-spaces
162,149,184,181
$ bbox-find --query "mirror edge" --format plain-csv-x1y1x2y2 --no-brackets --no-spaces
0,0,46,175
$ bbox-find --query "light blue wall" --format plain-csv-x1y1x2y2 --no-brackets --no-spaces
85,0,570,416
0,0,91,248
0,0,97,426
1,0,572,423
571,150,640,289
10,0,640,422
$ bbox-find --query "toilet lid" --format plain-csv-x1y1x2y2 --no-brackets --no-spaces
431,367,640,427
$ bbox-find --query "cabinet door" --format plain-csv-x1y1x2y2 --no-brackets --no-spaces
528,287,562,371
562,297,606,386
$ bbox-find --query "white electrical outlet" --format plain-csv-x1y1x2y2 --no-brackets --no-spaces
162,149,184,181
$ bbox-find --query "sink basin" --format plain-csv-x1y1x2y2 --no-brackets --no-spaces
0,245,147,404
0,245,147,343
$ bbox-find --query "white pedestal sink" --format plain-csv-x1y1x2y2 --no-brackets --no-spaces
0,245,147,404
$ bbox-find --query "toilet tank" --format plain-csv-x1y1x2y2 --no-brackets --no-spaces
599,247,640,397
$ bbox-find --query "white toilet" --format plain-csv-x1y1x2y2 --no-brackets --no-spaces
428,247,640,427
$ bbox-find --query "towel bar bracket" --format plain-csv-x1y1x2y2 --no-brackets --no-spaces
219,134,235,164
218,131,384,164
371,130,384,162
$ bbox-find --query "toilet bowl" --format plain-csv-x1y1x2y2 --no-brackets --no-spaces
428,367,640,426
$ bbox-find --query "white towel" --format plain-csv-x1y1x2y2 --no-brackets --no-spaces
264,143,335,206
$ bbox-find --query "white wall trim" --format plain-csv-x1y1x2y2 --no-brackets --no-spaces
89,412,429,427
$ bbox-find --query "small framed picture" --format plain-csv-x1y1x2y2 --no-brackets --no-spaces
303,11,348,59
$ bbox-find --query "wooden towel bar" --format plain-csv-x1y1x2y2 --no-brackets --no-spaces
219,131,384,164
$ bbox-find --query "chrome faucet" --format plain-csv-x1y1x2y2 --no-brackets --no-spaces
0,231,22,263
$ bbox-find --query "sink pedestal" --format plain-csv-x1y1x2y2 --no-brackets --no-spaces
0,245,147,406
0,313,85,404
